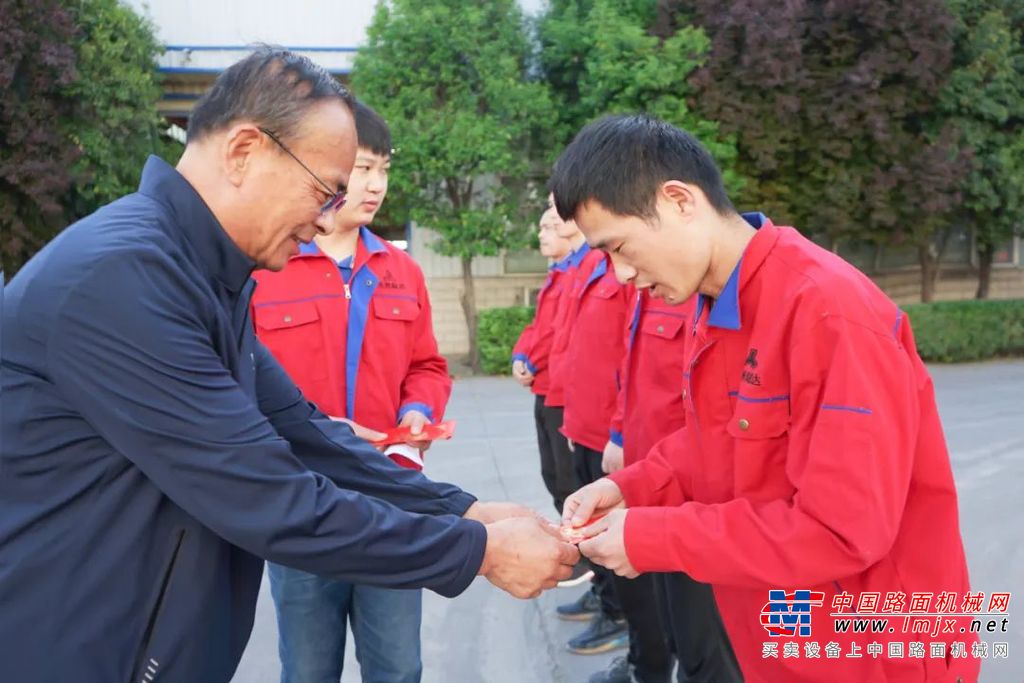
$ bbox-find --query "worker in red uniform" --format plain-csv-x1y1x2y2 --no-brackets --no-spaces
512,195,578,515
555,114,979,683
545,195,673,682
536,193,630,655
606,290,742,683
251,103,448,683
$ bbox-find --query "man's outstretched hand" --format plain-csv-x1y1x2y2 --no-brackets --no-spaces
478,517,580,599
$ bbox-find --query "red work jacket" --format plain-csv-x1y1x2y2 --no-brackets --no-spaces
558,250,632,452
512,260,570,396
251,227,451,470
610,215,978,682
609,291,694,467
544,244,593,408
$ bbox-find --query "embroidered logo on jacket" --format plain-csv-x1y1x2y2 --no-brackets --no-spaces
742,348,762,386
379,269,406,290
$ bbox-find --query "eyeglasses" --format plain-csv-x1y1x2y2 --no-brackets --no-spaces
259,127,347,213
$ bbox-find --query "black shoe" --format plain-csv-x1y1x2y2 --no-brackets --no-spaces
567,611,628,654
557,563,595,588
556,587,601,621
587,656,634,683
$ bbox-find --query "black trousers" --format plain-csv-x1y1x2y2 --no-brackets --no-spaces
614,572,674,682
572,444,621,617
533,397,579,515
576,445,673,681
654,572,743,682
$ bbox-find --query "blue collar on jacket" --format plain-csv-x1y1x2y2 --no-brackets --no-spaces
700,211,768,331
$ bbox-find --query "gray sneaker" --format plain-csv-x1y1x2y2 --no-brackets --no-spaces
567,611,628,654
555,587,600,621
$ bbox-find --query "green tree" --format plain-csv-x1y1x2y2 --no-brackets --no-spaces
0,0,79,276
941,0,1024,298
0,0,177,276
687,0,965,301
66,0,177,218
538,0,742,192
351,0,552,371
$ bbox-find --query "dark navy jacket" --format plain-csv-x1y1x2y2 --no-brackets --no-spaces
0,157,487,683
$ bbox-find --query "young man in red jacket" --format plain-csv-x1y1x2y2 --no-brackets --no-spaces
251,103,447,683
603,291,742,683
538,197,629,650
557,114,979,683
512,195,578,515
554,206,677,683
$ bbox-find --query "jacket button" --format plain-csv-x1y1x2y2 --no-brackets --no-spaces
366,279,373,286
656,325,665,334
392,307,401,315
325,272,331,278
283,315,292,323
681,388,687,399
738,418,750,431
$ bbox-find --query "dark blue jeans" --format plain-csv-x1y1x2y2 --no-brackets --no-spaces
268,563,423,683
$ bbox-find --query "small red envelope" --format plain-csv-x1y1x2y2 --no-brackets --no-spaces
373,420,456,446
559,513,608,544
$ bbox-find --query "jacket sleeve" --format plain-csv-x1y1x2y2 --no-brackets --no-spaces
396,270,452,424
609,419,691,508
621,315,919,588
609,290,641,447
47,254,485,597
512,272,555,374
254,342,473,516
512,321,537,373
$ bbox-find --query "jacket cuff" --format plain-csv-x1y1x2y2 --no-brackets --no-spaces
511,353,538,374
398,402,434,423
609,463,652,507
609,430,624,447
436,518,488,598
442,489,478,517
623,507,677,573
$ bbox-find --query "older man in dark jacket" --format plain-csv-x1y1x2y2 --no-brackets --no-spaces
0,48,577,683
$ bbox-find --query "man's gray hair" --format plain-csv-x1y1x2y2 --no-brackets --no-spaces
186,46,355,144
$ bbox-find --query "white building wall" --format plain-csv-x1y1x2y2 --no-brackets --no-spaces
408,224,505,278
125,0,545,73
124,0,378,74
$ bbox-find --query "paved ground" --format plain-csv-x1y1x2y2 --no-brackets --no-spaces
233,361,1024,683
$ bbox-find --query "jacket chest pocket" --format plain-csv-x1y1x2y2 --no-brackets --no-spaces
372,295,419,323
253,301,330,381
641,312,686,340
590,276,621,302
369,296,420,350
726,397,793,500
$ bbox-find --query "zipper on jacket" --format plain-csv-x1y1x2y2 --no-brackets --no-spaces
343,283,351,299
130,530,185,683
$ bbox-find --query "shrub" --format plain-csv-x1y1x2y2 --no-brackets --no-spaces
905,299,1024,362
478,306,535,375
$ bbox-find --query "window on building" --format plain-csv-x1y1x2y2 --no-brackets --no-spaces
992,236,1016,265
878,243,919,270
940,225,972,265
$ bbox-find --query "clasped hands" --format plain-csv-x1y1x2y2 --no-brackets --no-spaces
465,478,636,600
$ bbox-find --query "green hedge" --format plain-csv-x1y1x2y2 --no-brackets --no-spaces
905,299,1024,362
478,306,535,375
